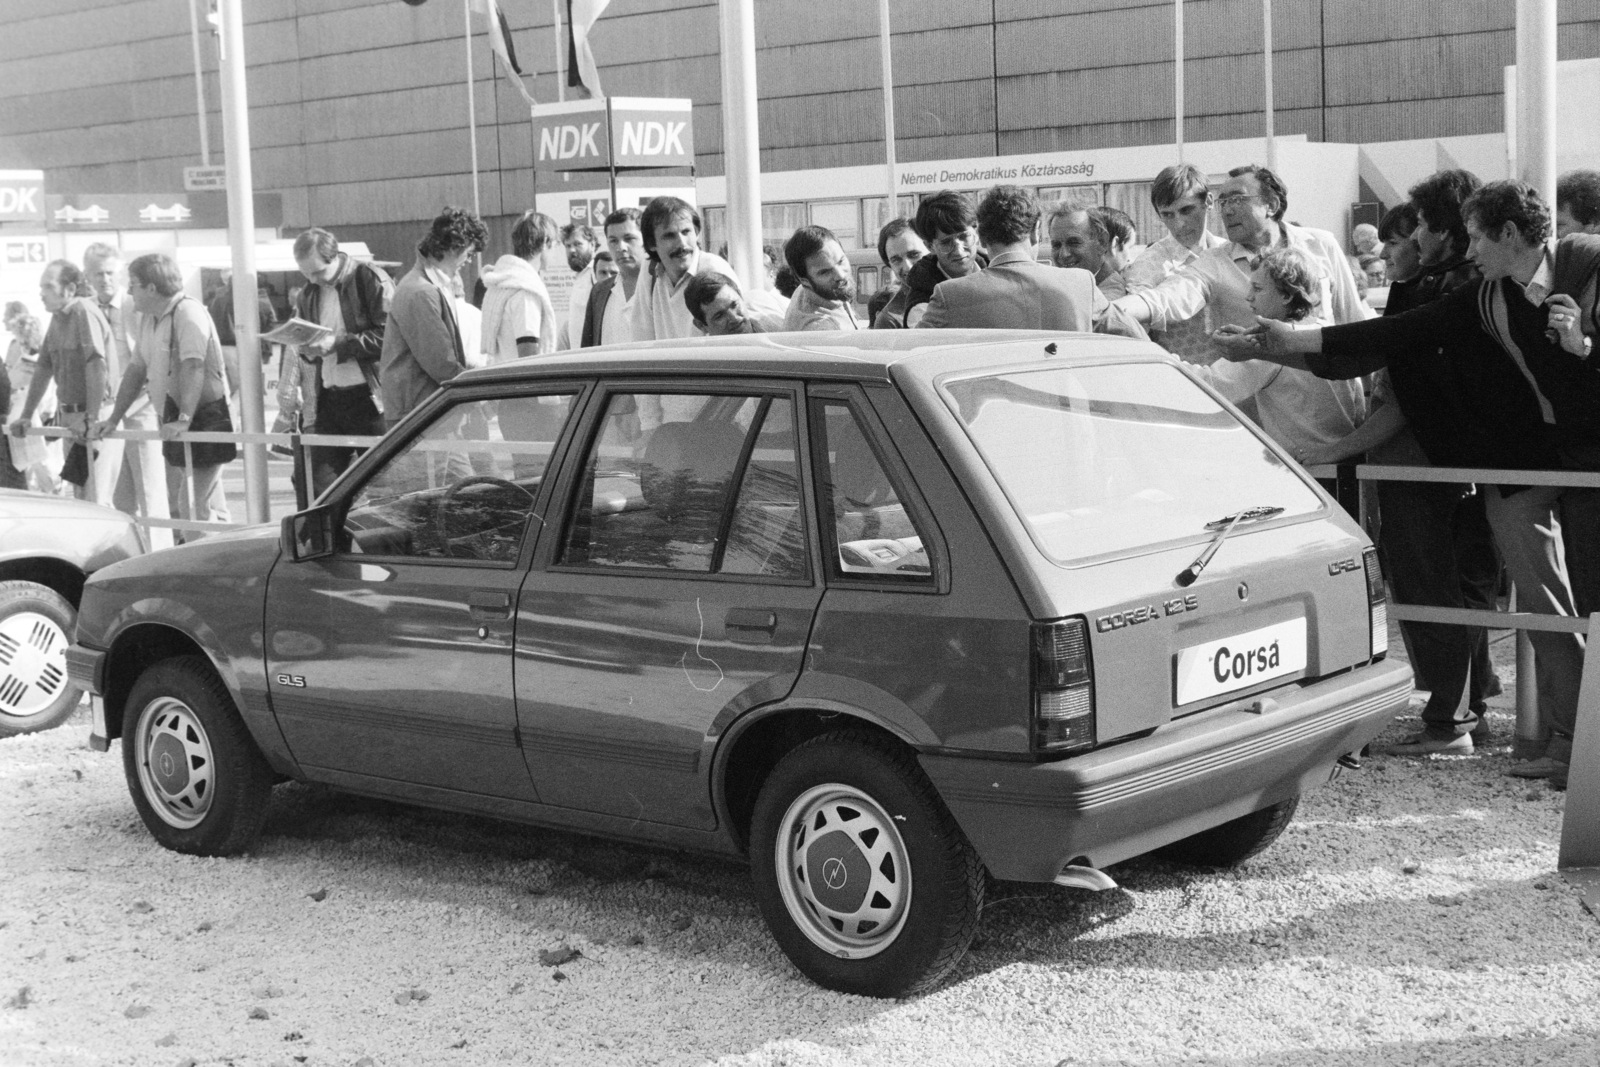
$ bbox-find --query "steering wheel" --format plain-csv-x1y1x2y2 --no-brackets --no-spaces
433,476,536,557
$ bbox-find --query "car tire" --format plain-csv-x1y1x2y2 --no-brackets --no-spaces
122,656,273,856
1161,795,1300,868
0,580,83,739
748,730,984,998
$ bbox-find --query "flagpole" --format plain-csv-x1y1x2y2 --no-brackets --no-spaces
464,0,481,217
878,0,896,213
553,0,565,103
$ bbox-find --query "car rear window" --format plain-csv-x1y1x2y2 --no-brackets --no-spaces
941,361,1325,563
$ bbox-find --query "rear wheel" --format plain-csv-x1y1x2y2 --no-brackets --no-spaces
1161,796,1300,867
749,731,984,998
122,656,273,855
0,581,81,739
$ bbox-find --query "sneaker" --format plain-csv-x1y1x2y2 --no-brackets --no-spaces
1506,756,1565,779
1381,731,1473,756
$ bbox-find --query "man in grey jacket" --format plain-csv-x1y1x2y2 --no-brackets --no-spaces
380,207,487,427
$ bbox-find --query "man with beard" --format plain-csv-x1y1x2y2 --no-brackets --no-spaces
782,226,859,330
685,272,784,335
874,190,985,328
625,197,737,342
581,208,643,347
557,222,600,351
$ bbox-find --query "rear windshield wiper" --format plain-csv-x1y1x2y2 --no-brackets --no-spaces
1176,506,1286,587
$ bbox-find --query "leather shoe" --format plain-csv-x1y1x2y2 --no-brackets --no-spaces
1381,731,1473,756
1469,719,1492,747
1506,756,1565,779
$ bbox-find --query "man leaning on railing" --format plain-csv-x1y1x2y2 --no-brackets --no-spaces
97,253,236,539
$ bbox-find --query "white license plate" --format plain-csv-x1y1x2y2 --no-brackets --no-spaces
1174,617,1307,705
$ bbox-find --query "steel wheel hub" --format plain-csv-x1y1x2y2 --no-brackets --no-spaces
774,784,912,959
135,698,215,828
0,610,70,718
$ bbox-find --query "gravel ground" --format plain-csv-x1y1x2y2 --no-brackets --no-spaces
3,628,1598,1067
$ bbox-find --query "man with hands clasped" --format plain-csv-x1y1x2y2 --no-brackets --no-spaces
1214,179,1600,789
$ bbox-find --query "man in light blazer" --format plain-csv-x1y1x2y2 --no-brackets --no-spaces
919,185,1142,335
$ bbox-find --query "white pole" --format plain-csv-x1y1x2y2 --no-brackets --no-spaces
1174,0,1184,162
719,0,763,292
186,0,211,165
1515,0,1558,213
464,0,481,217
216,0,267,524
553,0,565,103
879,0,897,214
1263,0,1275,171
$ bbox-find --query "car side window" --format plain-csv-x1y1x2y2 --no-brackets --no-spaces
562,392,805,577
340,393,575,562
814,399,932,581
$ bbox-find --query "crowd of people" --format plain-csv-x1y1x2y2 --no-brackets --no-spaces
8,163,1600,789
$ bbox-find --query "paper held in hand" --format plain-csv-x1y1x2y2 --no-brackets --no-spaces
262,317,334,347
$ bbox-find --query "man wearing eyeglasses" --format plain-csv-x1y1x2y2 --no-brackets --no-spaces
1111,164,1373,361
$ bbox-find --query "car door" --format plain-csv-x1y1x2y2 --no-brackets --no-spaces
514,381,822,830
264,386,583,799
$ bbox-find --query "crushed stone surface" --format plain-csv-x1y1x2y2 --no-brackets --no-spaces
2,628,1597,1066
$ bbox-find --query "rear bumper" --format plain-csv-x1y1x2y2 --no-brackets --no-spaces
920,657,1412,881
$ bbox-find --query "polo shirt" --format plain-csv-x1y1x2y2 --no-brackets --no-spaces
38,297,110,409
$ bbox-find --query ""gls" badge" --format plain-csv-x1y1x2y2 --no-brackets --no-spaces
275,673,307,688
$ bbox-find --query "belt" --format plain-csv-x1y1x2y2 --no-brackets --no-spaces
322,384,370,394
59,403,87,414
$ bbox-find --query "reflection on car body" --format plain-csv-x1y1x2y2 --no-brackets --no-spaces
67,331,1410,998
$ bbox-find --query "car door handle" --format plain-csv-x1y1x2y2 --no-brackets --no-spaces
467,590,512,619
725,609,778,637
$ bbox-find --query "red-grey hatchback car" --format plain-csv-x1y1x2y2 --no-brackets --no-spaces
68,331,1410,996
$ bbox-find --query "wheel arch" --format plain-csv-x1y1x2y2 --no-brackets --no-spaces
0,558,87,609
100,623,216,744
713,704,922,855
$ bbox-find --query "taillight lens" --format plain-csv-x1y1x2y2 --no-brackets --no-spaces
1362,546,1388,658
1032,618,1096,753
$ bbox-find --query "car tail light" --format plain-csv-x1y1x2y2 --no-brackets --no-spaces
1362,547,1388,659
1032,618,1096,753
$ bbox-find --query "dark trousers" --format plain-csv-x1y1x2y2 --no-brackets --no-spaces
1560,486,1600,620
310,385,385,499
1377,480,1501,735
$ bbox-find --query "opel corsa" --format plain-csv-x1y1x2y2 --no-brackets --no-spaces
67,331,1411,997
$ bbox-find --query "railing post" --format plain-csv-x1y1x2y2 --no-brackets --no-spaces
1559,614,1600,911
1512,584,1549,760
291,428,309,512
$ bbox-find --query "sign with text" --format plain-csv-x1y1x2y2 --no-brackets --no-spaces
0,170,46,224
531,97,693,173
184,165,228,191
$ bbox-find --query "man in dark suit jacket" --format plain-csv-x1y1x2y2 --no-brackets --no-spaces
919,184,1142,335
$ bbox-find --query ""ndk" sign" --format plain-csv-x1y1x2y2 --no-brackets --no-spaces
0,170,46,223
529,98,693,173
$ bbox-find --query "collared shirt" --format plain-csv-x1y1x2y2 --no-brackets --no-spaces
316,281,365,388
1114,223,1372,363
131,293,227,419
38,296,110,409
626,249,736,341
559,263,596,351
1095,266,1127,300
1521,250,1556,307
1122,229,1228,360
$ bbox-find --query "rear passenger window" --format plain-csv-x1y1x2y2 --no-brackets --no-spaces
814,400,931,581
562,392,807,578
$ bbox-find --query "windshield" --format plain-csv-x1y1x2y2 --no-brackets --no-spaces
941,362,1324,563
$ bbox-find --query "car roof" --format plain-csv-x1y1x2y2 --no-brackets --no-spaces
454,330,1171,387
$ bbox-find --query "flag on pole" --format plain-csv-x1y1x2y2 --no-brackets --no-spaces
470,0,537,107
566,0,611,99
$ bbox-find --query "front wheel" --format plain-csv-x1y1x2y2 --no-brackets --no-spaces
122,656,273,856
0,580,82,738
748,731,984,998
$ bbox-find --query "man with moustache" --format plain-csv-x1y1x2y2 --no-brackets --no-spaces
875,191,986,328
783,226,859,331
10,260,111,502
581,208,644,348
685,272,784,336
625,197,737,342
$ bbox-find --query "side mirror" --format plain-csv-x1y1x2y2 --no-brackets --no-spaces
281,506,336,562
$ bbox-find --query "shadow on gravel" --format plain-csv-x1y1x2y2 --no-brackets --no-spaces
1056,1029,1600,1067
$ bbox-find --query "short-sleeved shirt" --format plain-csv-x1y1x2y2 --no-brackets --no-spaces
38,297,111,408
132,294,228,420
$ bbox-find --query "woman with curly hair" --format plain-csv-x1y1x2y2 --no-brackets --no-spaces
379,206,488,426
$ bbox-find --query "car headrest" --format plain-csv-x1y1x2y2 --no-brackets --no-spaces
830,419,894,509
640,420,748,525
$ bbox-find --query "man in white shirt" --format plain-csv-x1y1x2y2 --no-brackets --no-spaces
625,197,737,343
1113,163,1372,364
580,208,644,347
1123,163,1234,359
479,210,558,363
556,222,599,351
